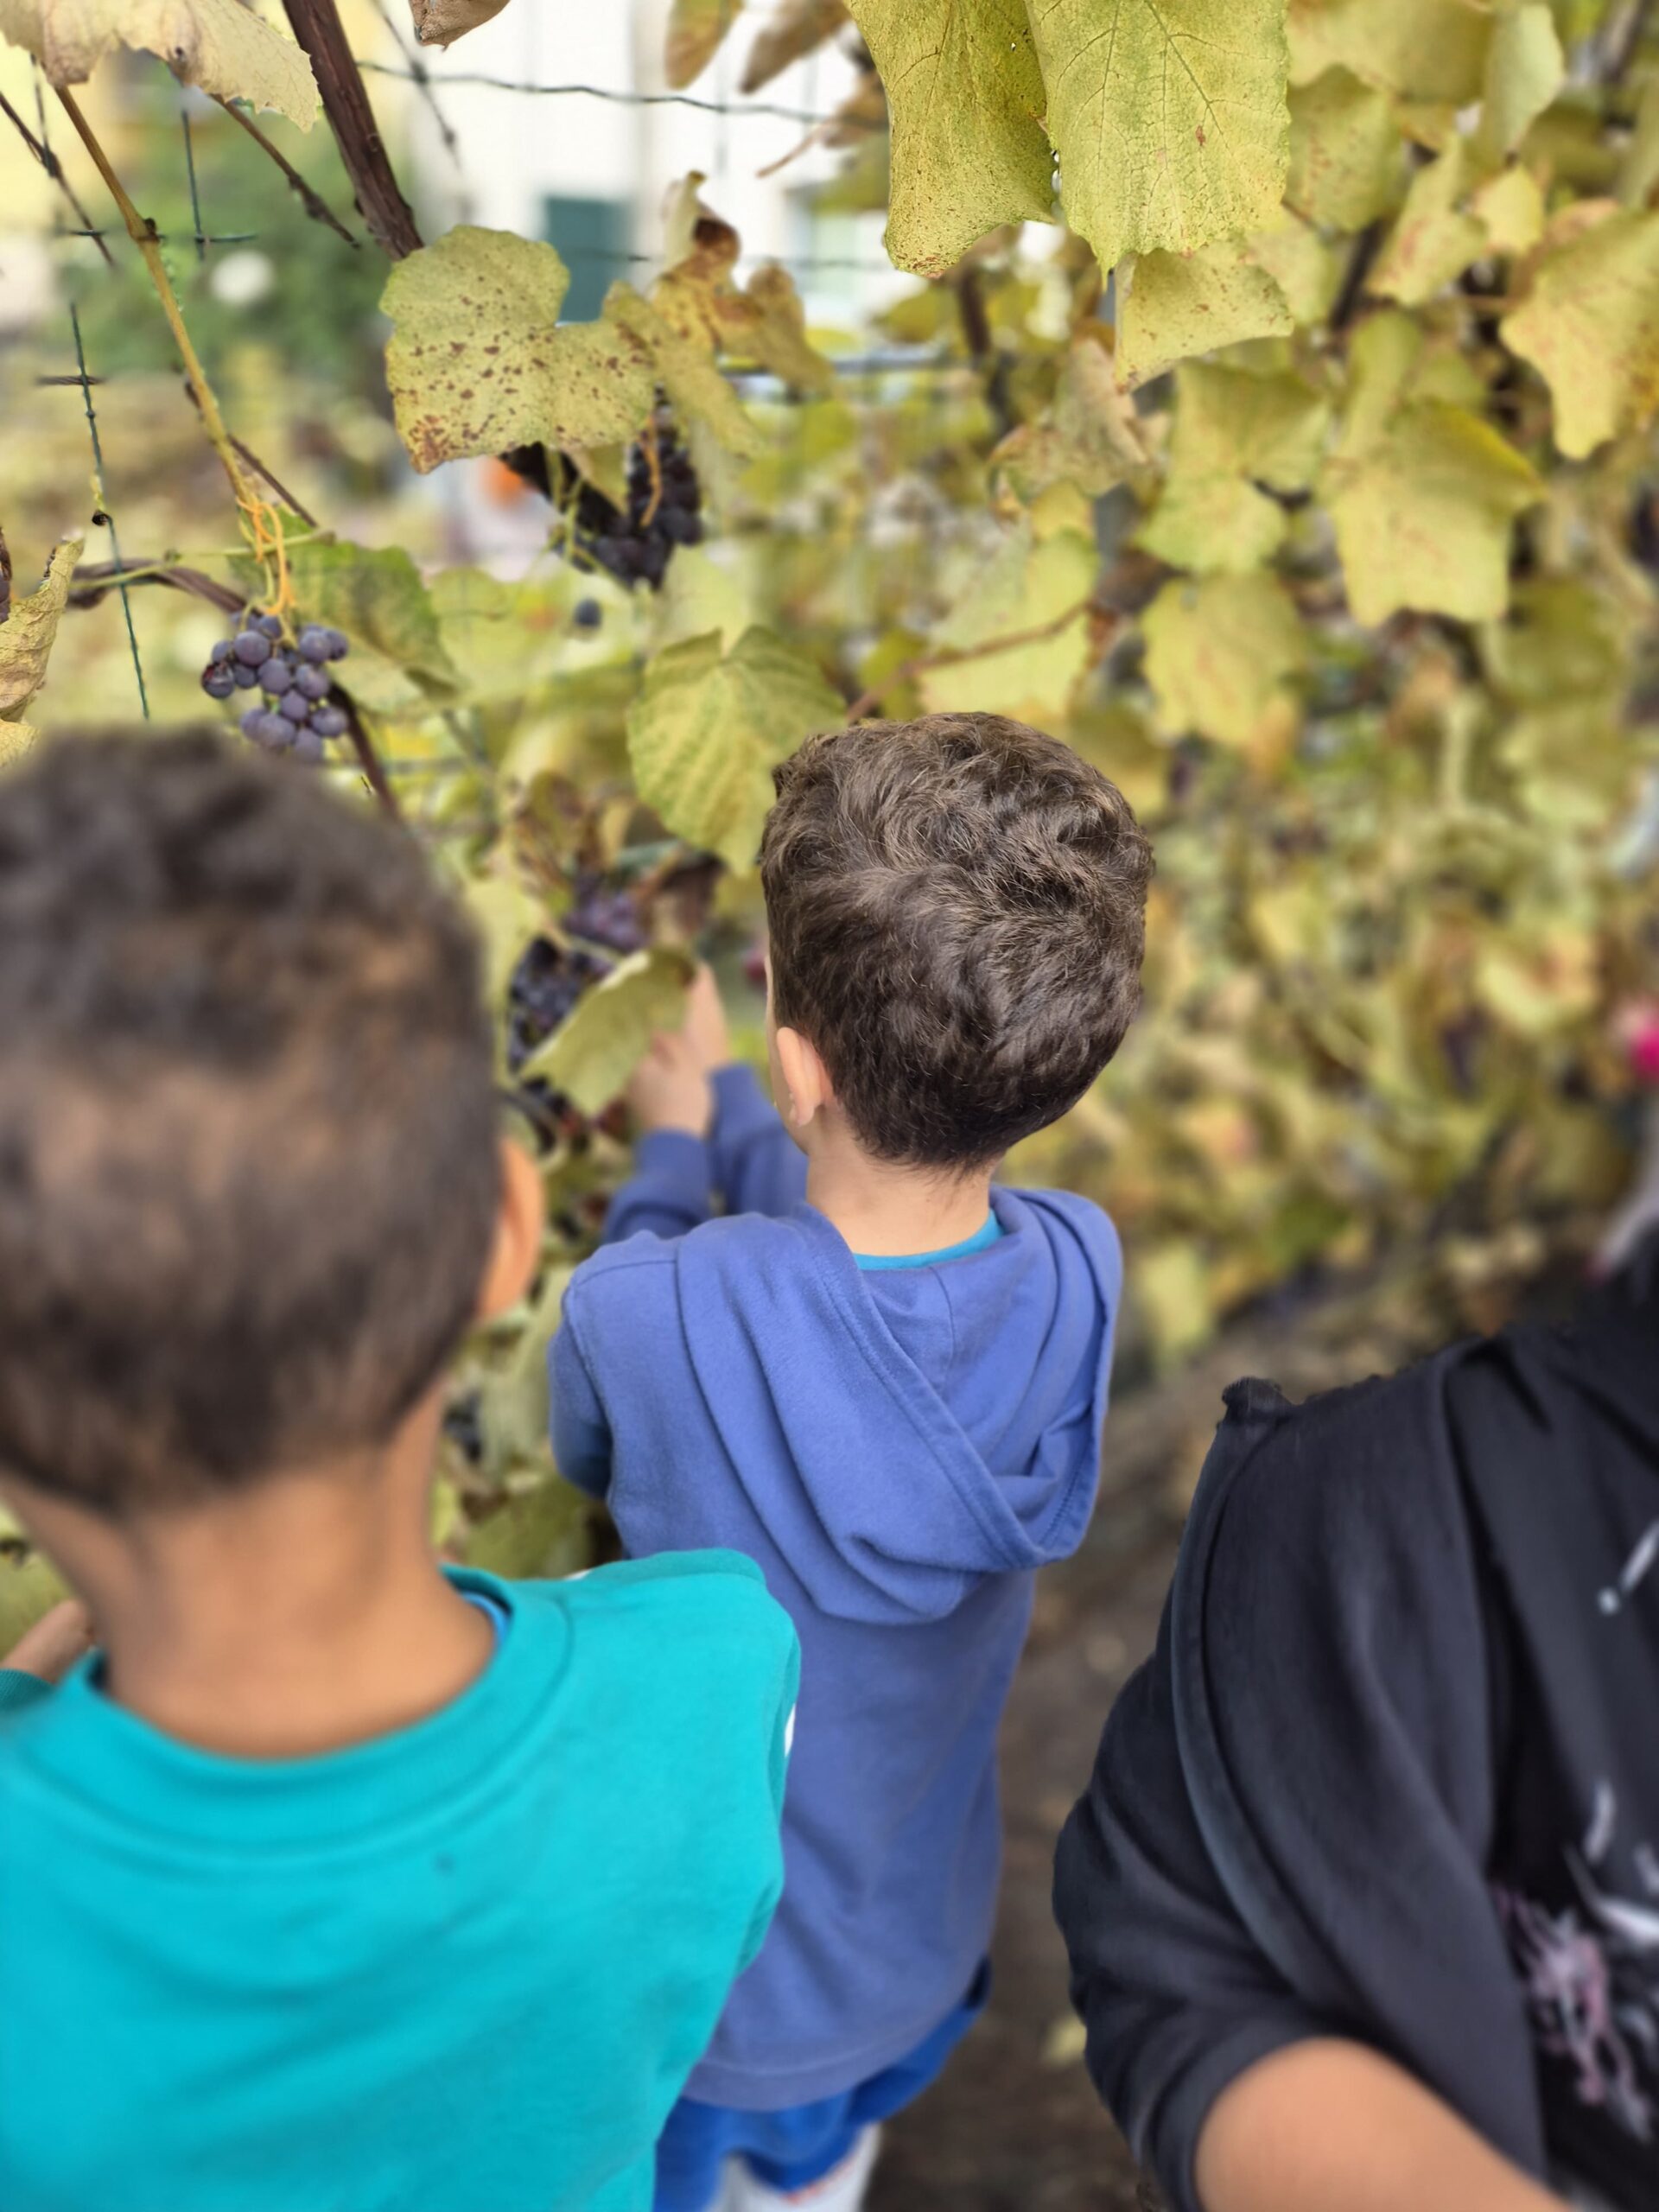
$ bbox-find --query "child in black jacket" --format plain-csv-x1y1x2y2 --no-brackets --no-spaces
1055,1241,1659,2212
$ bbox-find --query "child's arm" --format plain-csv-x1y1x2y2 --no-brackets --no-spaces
1197,2042,1567,2212
707,1061,808,1218
0,1599,93,1713
602,1025,719,1245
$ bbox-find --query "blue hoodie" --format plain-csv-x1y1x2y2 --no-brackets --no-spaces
550,1066,1121,2109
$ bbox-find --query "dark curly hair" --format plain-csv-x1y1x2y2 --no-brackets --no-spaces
760,713,1154,1170
0,732,499,1511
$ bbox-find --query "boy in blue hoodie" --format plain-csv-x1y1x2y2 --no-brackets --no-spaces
550,712,1154,2212
0,732,798,2212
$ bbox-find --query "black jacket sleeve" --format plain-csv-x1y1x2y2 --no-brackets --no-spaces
1054,1370,1548,2212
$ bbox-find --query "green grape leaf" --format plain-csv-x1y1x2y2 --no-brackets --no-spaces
1028,0,1290,274
741,0,847,91
465,1478,594,1580
924,524,1097,722
665,0,744,88
1370,142,1488,306
604,283,766,456
846,0,1053,277
1143,571,1307,756
1472,162,1545,257
383,230,658,474
1324,398,1541,624
1066,701,1173,819
626,626,844,868
0,536,82,725
522,947,696,1113
0,1554,68,1650
991,334,1151,499
1116,238,1294,387
654,546,753,652
1287,66,1405,231
1287,0,1493,105
0,0,318,127
1476,3,1563,164
1479,577,1632,705
1141,364,1329,573
1501,205,1659,459
1244,211,1343,323
278,539,460,695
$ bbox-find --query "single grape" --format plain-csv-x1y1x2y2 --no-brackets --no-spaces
258,657,294,694
573,598,603,631
208,638,234,664
232,632,269,666
637,538,671,588
659,505,700,546
324,628,350,660
201,667,236,702
297,626,331,664
311,706,347,739
291,728,324,764
296,664,330,702
232,662,261,690
238,609,264,632
257,612,284,639
279,690,312,725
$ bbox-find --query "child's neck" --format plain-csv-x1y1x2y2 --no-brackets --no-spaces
804,1127,993,1260
23,1417,492,1760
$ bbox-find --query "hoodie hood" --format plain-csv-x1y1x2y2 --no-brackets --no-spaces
674,1188,1120,1625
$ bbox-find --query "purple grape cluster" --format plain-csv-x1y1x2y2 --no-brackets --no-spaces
566,876,647,956
200,611,351,762
582,425,702,592
505,937,613,1076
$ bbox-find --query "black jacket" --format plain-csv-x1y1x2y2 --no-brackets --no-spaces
1054,1243,1659,2212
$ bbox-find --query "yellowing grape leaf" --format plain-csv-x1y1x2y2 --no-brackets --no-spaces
409,0,512,46
1067,701,1173,818
925,524,1097,721
1370,142,1487,306
655,545,753,652
1501,205,1659,458
0,536,81,725
280,540,460,695
1141,364,1329,574
0,0,317,127
741,0,847,91
1116,238,1294,387
0,721,37,766
652,189,835,392
1287,66,1404,231
1472,162,1545,256
604,283,766,455
626,626,843,868
383,229,656,473
847,0,1052,276
1287,0,1493,105
1323,399,1541,624
1479,577,1631,705
1244,211,1343,322
1028,0,1290,273
1476,3,1563,164
665,0,743,87
1143,572,1306,757
523,948,696,1113
992,334,1151,498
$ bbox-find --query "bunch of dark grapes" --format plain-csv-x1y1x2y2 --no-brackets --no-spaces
200,610,351,761
566,874,647,956
506,936,613,1077
581,426,703,592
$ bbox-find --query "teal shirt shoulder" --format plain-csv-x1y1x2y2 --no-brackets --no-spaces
0,1552,798,2212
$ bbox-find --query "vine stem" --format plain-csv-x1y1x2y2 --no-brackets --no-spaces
55,88,255,515
844,597,1107,721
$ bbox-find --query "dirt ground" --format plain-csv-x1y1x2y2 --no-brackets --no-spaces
865,1304,1480,2212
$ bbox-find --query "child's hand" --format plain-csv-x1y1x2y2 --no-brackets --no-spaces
682,963,733,1075
3,1599,94,1685
628,1027,715,1138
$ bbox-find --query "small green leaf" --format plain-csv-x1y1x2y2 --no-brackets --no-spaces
1030,0,1290,274
280,538,460,693
1370,143,1488,306
1287,0,1493,105
846,0,1053,277
991,334,1151,499
1501,205,1659,459
1287,67,1405,232
522,947,696,1115
1476,3,1563,165
383,228,656,474
0,537,82,726
923,524,1097,723
1116,240,1294,387
465,1478,594,1580
626,626,844,868
1141,365,1330,575
1143,571,1307,757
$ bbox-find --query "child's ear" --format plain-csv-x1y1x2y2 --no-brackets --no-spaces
774,1026,832,1129
478,1140,546,1320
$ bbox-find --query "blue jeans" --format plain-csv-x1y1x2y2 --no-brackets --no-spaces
653,1962,991,2212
